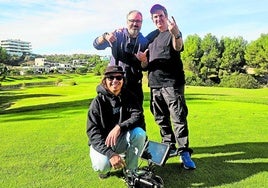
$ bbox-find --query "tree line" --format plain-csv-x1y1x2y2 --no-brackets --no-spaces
181,33,267,88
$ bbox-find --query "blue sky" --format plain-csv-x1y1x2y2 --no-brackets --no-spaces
0,0,267,56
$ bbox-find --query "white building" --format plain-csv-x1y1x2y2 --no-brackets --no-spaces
35,58,49,66
0,39,32,56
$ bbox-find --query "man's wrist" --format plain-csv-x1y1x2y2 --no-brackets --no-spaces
174,33,181,39
141,61,148,68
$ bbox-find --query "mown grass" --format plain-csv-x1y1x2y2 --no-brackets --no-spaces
0,74,267,188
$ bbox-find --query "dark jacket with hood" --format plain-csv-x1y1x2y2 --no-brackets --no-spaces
86,84,145,159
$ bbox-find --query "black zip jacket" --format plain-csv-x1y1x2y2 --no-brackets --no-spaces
86,84,145,159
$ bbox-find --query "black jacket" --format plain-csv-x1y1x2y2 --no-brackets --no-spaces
86,84,145,159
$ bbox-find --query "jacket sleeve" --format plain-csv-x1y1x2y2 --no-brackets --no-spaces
93,37,110,50
86,98,116,159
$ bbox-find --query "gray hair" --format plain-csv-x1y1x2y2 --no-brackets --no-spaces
126,10,143,20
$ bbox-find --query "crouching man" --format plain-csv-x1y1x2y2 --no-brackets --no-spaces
86,65,146,179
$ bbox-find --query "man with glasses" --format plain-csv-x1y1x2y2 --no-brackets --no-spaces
86,65,146,179
93,10,149,109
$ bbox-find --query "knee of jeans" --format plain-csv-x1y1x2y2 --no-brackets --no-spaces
131,127,146,141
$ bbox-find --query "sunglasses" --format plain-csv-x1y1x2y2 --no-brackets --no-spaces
106,75,124,81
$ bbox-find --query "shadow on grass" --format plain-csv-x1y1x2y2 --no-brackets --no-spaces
0,92,62,112
0,98,93,118
154,142,268,188
0,91,226,121
143,91,228,102
0,90,226,114
0,87,94,117
0,92,61,103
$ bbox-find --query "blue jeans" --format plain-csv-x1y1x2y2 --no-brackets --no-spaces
90,127,146,173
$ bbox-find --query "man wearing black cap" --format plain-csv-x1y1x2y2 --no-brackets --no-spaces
143,4,196,170
86,65,146,179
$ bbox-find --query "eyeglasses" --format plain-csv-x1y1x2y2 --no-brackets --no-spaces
128,19,142,24
106,75,124,81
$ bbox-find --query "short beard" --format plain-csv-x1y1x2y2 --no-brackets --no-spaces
128,29,139,37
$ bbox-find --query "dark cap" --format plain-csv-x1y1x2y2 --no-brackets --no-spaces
150,4,168,15
104,65,125,75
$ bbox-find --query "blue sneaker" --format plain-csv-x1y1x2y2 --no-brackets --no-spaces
180,151,196,170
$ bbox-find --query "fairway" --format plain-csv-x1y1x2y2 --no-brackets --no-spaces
0,74,267,188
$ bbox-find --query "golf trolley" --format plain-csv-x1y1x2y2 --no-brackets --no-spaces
125,140,174,188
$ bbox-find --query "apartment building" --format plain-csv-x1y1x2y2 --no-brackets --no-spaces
0,39,32,56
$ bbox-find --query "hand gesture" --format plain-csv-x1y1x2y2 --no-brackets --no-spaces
167,16,180,36
104,30,117,47
135,48,148,63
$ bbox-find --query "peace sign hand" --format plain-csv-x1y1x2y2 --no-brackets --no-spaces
167,16,180,36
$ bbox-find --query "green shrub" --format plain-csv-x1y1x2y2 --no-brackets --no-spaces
75,67,88,74
68,80,77,86
185,74,204,86
93,62,108,76
219,73,260,89
20,82,26,88
9,69,21,76
55,78,63,85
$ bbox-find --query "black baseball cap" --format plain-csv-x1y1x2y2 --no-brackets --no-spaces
104,65,125,75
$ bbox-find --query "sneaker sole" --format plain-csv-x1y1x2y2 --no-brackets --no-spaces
169,152,178,157
182,163,196,170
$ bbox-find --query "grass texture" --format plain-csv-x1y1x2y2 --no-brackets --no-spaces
0,74,267,188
